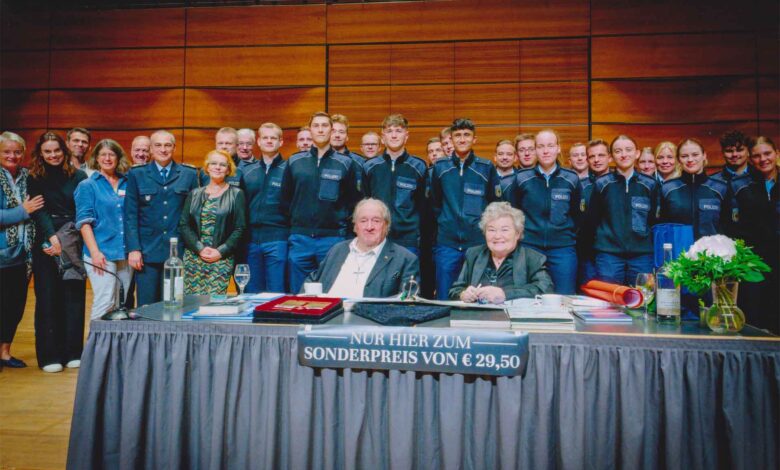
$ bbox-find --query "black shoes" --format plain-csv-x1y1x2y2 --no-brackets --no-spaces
0,356,27,368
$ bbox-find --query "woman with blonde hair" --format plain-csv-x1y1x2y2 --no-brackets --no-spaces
0,132,44,369
654,141,680,182
179,150,246,295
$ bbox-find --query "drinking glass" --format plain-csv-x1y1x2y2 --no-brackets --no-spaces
234,264,250,297
635,272,656,318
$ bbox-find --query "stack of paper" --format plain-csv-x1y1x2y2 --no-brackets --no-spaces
505,299,575,331
449,308,512,329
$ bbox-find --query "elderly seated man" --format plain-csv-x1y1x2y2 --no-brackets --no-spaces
303,198,419,298
449,201,554,304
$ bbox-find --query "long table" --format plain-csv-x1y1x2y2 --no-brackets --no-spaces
67,297,780,469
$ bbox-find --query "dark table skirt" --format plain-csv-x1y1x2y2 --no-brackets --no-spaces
67,321,780,470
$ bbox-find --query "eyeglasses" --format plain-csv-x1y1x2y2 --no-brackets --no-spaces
361,143,379,147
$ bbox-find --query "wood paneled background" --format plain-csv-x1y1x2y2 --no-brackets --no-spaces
1,0,777,166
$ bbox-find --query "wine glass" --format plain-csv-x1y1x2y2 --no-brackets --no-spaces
635,272,656,318
234,264,250,297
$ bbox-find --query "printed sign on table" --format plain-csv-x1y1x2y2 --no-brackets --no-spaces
298,325,529,376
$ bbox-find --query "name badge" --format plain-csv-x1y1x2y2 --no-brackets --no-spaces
118,189,126,197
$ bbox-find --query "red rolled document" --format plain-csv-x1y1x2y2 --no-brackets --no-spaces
580,280,644,308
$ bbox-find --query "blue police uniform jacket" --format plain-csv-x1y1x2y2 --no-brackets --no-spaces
341,147,366,193
429,152,501,249
509,165,581,249
498,169,517,198
242,155,289,243
124,161,199,263
587,171,659,256
281,146,362,238
363,151,428,248
660,172,730,240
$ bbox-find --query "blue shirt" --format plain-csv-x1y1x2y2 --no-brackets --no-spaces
74,172,128,261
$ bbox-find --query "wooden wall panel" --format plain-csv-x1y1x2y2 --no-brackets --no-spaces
390,44,454,85
454,42,519,83
0,90,48,129
184,87,325,129
591,122,760,166
0,9,50,50
0,52,49,89
758,31,779,76
186,46,325,87
50,49,184,89
329,45,391,86
328,86,391,127
758,77,779,123
592,33,755,79
186,5,326,46
390,85,454,126
454,84,519,125
757,122,780,142
592,78,757,124
48,90,184,129
327,0,589,44
519,82,588,124
518,39,589,82
50,9,185,49
591,0,754,35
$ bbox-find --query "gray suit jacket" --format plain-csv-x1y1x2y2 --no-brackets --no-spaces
303,239,419,298
448,244,554,300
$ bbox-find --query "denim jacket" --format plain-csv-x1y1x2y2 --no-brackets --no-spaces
74,172,128,261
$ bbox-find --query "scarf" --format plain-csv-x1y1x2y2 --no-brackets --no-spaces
0,167,35,278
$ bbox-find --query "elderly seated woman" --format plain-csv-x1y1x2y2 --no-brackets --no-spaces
448,201,554,304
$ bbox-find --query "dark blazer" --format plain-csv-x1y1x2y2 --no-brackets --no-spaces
303,239,419,298
448,244,554,300
178,186,246,257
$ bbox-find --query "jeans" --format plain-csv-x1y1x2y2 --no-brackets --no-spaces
246,240,288,294
594,252,654,287
433,245,466,300
135,262,163,307
577,257,597,291
525,245,578,295
288,234,343,294
84,256,133,320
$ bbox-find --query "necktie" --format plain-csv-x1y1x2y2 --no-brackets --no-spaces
160,167,168,181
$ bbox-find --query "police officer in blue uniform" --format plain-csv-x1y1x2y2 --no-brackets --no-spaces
242,123,289,293
124,130,199,306
330,114,366,194
660,138,730,240
429,118,502,299
281,112,362,294
508,129,582,294
363,114,428,256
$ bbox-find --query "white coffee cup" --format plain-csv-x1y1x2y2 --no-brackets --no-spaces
534,294,563,307
303,282,323,295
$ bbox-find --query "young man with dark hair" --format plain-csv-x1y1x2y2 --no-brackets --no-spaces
429,118,501,299
282,112,363,293
713,130,759,183
363,114,428,256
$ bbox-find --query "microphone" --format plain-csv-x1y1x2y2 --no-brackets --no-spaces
82,259,135,320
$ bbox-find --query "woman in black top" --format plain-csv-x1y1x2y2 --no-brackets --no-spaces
27,132,88,373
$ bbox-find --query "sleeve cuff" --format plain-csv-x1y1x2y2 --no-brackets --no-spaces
75,217,95,230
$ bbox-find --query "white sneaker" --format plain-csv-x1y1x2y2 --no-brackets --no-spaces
42,363,63,373
65,359,81,369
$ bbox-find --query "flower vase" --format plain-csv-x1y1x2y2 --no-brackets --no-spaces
704,279,746,334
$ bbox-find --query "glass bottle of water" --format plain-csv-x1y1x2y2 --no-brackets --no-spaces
163,237,184,307
656,243,680,323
